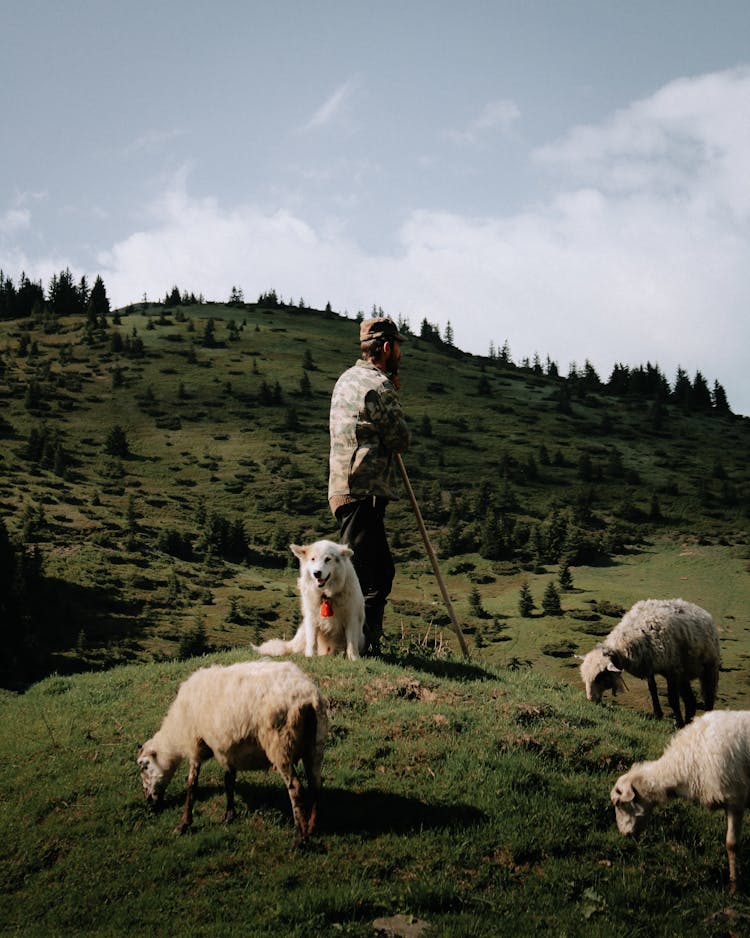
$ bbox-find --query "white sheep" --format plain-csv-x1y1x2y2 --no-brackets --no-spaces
137,660,328,844
611,710,750,894
580,598,720,726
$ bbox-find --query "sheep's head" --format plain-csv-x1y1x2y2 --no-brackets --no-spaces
137,738,174,809
579,647,627,703
610,774,651,835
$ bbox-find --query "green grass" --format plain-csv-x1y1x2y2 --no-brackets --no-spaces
1,300,750,931
1,301,748,690
2,649,750,936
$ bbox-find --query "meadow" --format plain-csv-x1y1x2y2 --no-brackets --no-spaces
4,649,750,937
1,298,748,687
1,297,749,934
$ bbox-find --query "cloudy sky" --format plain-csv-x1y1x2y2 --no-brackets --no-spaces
2,0,749,413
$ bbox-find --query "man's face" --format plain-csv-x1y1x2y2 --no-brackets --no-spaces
385,340,402,376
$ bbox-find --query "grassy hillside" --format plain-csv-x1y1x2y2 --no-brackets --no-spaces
3,649,750,936
2,301,750,935
0,299,749,700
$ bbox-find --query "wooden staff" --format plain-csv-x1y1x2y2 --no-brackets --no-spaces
396,454,471,660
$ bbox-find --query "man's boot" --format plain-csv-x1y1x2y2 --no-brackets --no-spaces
364,604,385,656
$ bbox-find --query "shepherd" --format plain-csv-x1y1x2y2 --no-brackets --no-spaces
327,317,411,655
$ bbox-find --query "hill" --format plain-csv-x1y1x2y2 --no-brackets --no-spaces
2,649,750,936
0,299,749,701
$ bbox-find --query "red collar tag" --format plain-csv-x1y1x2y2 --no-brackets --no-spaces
320,599,334,618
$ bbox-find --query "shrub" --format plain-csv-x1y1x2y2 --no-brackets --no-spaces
178,620,210,659
104,425,129,458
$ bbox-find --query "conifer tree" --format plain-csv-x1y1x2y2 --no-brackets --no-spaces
519,581,534,618
542,581,562,616
468,586,485,618
558,562,574,591
712,380,730,413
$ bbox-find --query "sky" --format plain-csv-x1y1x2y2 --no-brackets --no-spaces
2,0,749,414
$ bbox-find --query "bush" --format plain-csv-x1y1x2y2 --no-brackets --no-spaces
178,620,209,659
104,425,129,458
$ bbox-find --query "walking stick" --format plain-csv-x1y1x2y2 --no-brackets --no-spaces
395,454,471,660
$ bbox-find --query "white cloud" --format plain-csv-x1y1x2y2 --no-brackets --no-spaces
534,67,750,218
122,128,187,156
446,99,521,144
95,68,750,414
0,208,31,234
301,79,359,132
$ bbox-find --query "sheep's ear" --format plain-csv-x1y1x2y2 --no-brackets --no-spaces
612,779,636,805
138,747,156,766
606,661,623,674
290,544,307,560
613,779,647,815
629,785,648,816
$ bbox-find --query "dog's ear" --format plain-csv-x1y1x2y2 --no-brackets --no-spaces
339,545,354,559
290,544,307,560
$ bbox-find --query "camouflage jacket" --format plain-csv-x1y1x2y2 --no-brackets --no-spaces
328,359,411,504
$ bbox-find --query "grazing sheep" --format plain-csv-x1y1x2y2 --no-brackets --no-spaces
611,710,750,894
137,660,328,843
580,598,720,726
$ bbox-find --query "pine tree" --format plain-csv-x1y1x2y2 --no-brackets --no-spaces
542,581,562,616
672,367,692,410
468,586,485,618
712,380,731,414
519,582,534,618
690,371,712,412
558,562,574,591
104,425,129,458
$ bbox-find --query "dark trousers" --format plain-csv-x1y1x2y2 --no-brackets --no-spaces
335,496,395,613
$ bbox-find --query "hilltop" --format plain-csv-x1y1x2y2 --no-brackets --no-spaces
2,295,750,934
0,296,749,698
2,648,750,936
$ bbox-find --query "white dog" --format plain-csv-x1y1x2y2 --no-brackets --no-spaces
254,540,365,661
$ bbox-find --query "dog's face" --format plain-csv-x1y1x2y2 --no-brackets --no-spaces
291,540,354,594
137,740,171,807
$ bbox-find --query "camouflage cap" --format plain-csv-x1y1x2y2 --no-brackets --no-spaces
359,317,404,344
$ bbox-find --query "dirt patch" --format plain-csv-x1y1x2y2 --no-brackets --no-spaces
365,676,439,704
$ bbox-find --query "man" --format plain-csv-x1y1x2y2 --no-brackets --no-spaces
328,317,411,654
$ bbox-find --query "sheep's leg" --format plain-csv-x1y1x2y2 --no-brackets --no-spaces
176,760,201,835
664,675,684,727
647,675,664,720
726,809,743,895
681,681,697,724
281,767,309,845
701,665,718,711
222,767,237,824
302,749,322,836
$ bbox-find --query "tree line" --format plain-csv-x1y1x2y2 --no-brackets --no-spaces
0,268,110,326
488,339,732,415
1,270,733,413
